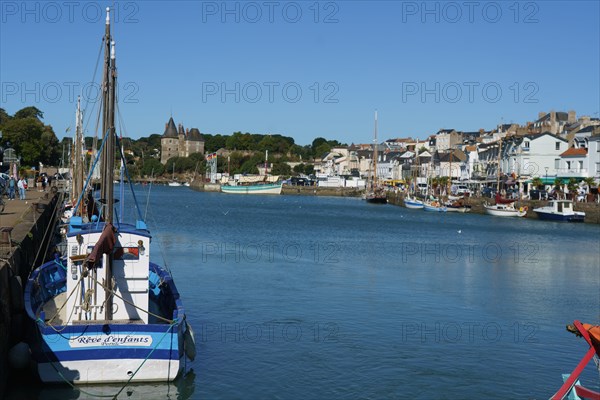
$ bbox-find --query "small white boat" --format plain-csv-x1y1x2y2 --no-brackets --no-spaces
168,181,182,187
533,200,585,222
445,203,471,213
423,200,447,212
483,203,527,217
404,196,424,209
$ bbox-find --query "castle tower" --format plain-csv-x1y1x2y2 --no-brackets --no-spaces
160,117,179,164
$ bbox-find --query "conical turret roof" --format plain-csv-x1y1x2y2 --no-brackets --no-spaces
187,128,204,142
163,117,178,138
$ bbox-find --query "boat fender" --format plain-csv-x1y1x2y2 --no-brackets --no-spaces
8,342,31,369
184,320,197,361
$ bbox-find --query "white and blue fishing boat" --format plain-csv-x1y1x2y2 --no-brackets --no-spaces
422,199,447,212
403,195,424,210
24,8,194,384
533,200,585,222
221,182,283,195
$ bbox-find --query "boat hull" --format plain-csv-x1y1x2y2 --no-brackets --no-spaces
221,183,282,195
423,203,446,212
483,204,526,217
366,196,387,204
534,210,585,222
24,258,188,384
34,325,184,384
445,205,471,213
404,200,424,209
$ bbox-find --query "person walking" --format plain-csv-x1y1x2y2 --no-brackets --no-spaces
8,176,16,200
17,177,26,200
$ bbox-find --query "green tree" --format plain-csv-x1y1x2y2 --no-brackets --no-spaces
553,177,563,192
139,157,164,177
203,134,227,153
271,162,291,176
0,108,11,125
1,117,45,165
583,177,596,188
40,125,61,165
293,163,305,175
14,106,44,120
238,153,263,174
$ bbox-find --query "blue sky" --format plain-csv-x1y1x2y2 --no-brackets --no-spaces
1,1,599,145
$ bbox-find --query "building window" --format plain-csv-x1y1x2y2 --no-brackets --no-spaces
554,159,560,169
555,142,560,150
596,163,600,173
523,141,529,149
566,161,571,170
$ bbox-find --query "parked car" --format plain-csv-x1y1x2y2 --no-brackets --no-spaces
290,177,311,186
454,185,471,196
416,183,428,194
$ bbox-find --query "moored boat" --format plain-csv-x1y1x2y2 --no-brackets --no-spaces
533,200,585,222
445,203,471,213
221,182,283,195
550,321,600,400
483,193,527,217
423,200,447,212
23,8,194,385
483,202,527,217
403,195,424,209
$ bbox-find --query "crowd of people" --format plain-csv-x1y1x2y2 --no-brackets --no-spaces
0,173,52,202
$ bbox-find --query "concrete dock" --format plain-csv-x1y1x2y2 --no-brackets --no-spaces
0,188,60,398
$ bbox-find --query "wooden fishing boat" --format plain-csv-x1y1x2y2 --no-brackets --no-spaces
24,8,195,385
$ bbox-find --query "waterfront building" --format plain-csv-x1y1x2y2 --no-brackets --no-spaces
501,132,567,179
434,129,463,151
557,135,600,182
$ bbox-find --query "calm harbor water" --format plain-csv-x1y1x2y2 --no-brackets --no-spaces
8,186,600,399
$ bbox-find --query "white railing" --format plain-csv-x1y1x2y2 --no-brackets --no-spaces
556,168,588,175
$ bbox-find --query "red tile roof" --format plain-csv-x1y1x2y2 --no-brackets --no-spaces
560,147,587,157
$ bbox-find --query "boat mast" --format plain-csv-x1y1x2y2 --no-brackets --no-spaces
102,7,116,320
73,96,84,210
265,150,268,176
496,137,502,192
100,7,112,208
372,111,378,190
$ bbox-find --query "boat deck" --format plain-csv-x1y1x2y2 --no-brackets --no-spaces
41,292,67,325
40,293,144,325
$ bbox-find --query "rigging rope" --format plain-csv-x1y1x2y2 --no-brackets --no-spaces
30,191,65,275
89,273,174,324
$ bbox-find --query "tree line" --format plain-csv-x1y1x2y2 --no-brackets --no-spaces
0,106,343,178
